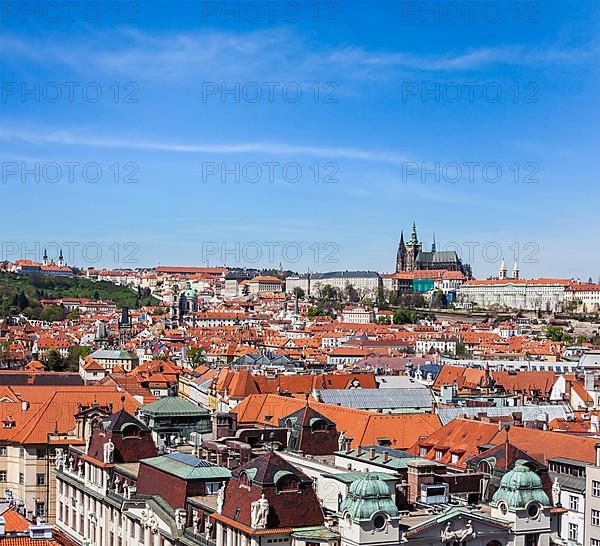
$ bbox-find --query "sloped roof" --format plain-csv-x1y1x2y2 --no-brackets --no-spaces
142,452,231,480
233,394,441,449
139,396,209,417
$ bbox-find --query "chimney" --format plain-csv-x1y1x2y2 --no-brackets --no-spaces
357,446,363,456
21,401,29,412
382,451,389,464
369,448,376,460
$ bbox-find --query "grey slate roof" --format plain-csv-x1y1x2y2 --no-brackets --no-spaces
315,387,433,410
138,396,209,417
91,349,137,360
435,404,574,426
142,452,231,480
416,251,460,263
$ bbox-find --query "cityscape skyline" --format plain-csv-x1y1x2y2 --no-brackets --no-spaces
2,0,599,279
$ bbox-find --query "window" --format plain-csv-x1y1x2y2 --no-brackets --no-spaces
591,539,600,546
276,475,300,493
593,480,600,497
36,473,46,486
35,502,45,517
434,449,443,460
0,447,6,456
19,448,24,458
419,447,427,457
19,473,24,484
568,523,578,542
569,495,579,511
239,473,251,489
592,509,600,526
525,534,538,546
0,471,5,482
451,453,459,465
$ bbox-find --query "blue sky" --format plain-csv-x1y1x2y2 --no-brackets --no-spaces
1,0,598,278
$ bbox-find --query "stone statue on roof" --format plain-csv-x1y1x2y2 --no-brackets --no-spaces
552,476,561,506
216,483,226,514
103,439,115,464
55,448,65,469
251,493,269,529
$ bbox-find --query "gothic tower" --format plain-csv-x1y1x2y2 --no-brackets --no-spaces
395,231,406,273
118,306,132,347
405,222,422,272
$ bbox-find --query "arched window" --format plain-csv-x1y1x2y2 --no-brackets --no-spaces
239,472,251,489
479,461,492,475
276,475,299,493
311,419,328,432
121,425,141,439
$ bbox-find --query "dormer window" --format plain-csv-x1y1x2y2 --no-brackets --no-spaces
276,474,299,493
239,472,251,489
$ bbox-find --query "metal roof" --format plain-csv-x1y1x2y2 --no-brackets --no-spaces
142,452,231,480
436,404,573,426
315,388,433,410
138,396,209,417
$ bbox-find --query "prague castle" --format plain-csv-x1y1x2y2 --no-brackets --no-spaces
395,222,471,278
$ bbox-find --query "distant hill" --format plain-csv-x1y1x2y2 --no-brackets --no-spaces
0,272,159,319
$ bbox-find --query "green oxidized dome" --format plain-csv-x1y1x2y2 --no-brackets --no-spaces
340,473,399,521
492,460,550,509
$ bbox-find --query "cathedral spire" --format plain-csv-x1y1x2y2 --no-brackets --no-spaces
410,222,418,244
432,233,436,253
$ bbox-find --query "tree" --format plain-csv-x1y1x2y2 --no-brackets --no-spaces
17,291,29,311
456,343,470,358
292,287,305,300
241,285,250,297
65,345,91,371
39,304,67,322
320,284,334,301
307,306,325,317
546,325,573,343
46,349,66,372
0,341,10,366
344,283,359,303
188,347,206,366
392,309,418,324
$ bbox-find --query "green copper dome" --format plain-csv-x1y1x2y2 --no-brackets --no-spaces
340,473,399,521
492,460,550,510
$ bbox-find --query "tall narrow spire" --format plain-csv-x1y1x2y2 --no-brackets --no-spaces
410,222,418,244
432,233,436,253
400,230,404,244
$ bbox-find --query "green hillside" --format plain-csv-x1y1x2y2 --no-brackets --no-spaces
0,272,159,320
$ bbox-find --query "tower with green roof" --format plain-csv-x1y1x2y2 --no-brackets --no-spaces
339,472,400,546
491,460,553,546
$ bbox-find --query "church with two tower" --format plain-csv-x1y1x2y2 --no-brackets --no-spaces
395,223,471,278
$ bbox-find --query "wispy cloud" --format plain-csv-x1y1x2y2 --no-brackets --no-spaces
0,127,410,165
1,29,595,84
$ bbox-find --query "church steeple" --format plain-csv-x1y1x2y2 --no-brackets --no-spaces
431,233,436,253
42,248,48,266
410,222,418,244
499,259,507,280
396,231,407,273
